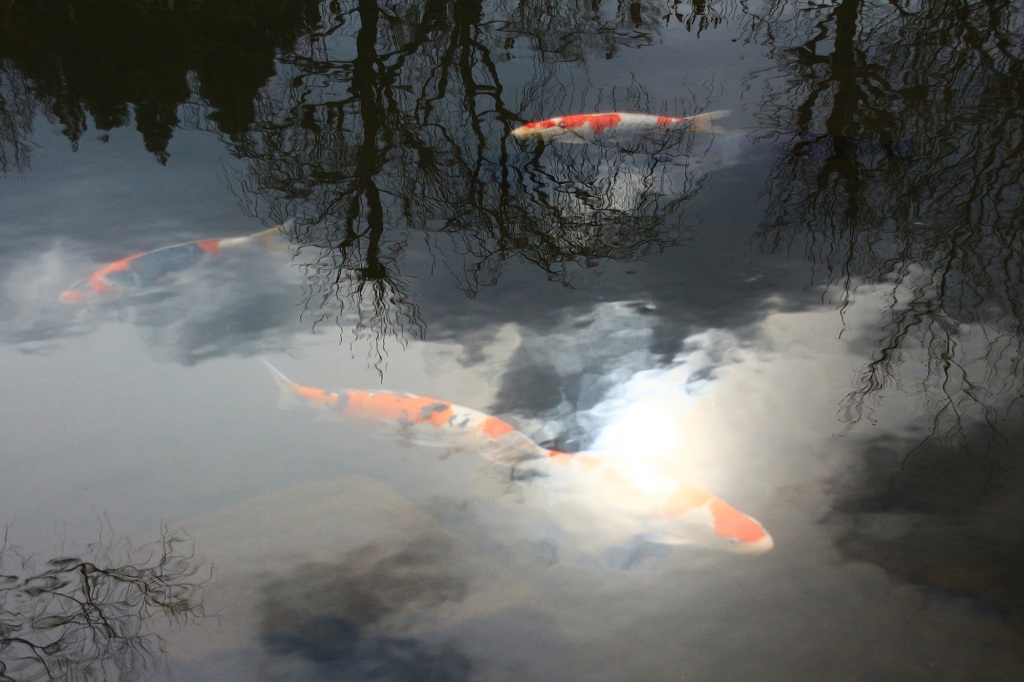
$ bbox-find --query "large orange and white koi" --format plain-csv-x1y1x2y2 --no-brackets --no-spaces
262,359,549,462
510,110,730,142
60,220,292,303
263,361,772,554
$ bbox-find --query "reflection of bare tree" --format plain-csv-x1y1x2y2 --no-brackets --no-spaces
0,58,33,174
661,0,729,35
462,130,707,287
746,0,1024,451
0,525,208,681
492,0,668,61
0,0,317,164
233,0,711,357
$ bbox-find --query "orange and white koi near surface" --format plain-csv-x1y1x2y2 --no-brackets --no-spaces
510,110,730,141
263,361,773,554
263,359,555,462
60,220,292,303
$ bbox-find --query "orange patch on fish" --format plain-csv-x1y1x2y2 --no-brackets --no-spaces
344,391,457,426
197,239,222,255
560,113,622,133
295,385,340,408
522,119,560,130
92,256,136,281
481,416,517,438
709,497,770,545
62,255,140,300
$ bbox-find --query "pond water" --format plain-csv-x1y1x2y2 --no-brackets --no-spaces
2,0,1023,679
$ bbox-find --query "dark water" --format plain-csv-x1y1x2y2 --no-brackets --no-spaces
2,0,1023,679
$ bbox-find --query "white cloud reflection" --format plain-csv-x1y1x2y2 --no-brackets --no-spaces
136,275,1024,679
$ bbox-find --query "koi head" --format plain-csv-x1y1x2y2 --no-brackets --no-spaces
647,484,773,553
510,117,568,140
511,114,626,141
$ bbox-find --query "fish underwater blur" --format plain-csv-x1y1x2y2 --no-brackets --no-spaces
60,220,293,303
510,110,731,142
262,360,772,555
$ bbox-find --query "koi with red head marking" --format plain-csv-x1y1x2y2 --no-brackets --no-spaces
536,451,772,553
510,110,730,142
652,483,773,553
262,361,773,554
60,221,292,303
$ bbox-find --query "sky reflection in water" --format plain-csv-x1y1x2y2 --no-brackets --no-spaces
1,0,1024,678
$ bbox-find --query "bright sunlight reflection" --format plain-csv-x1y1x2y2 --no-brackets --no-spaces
526,328,773,558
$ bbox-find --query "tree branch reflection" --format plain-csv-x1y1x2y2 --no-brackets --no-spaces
745,0,1024,452
0,525,209,682
233,1,712,360
1,0,729,363
0,0,318,164
0,57,33,175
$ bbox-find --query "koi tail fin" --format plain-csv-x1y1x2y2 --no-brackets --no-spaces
687,110,731,134
249,218,295,252
261,358,303,409
219,220,295,250
262,358,341,413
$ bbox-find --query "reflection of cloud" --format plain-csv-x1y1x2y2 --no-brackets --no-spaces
0,244,98,350
134,252,300,365
499,285,1024,674
486,302,775,557
487,274,1024,570
160,282,1024,676
1,242,301,363
492,300,662,448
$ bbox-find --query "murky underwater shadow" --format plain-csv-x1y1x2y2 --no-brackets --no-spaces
826,419,1024,624
258,540,473,682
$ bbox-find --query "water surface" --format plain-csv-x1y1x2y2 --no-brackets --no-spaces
1,0,1023,679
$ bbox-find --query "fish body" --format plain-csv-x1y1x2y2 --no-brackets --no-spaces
263,361,772,553
262,360,553,463
60,221,292,303
510,110,730,142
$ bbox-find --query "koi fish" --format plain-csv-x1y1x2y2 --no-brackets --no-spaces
510,110,730,142
262,361,772,553
60,220,293,303
262,359,552,462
